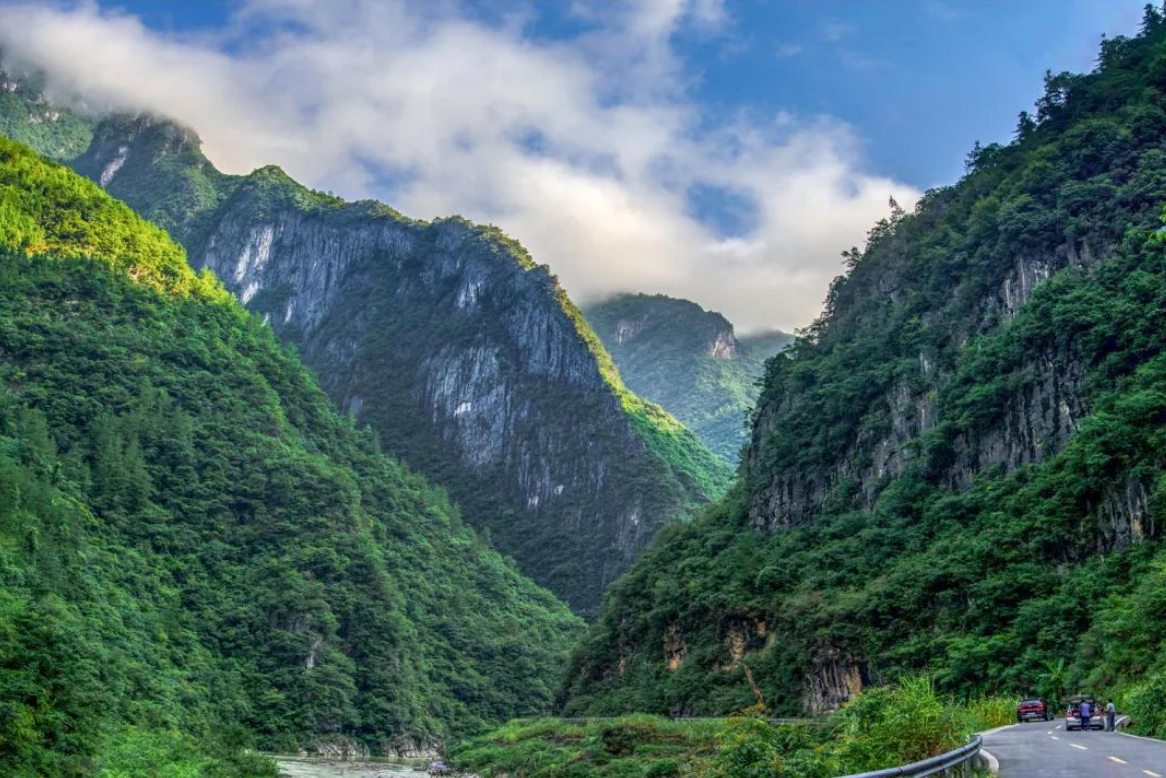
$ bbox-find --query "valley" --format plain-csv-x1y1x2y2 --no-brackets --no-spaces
58,112,731,616
4,3,1166,778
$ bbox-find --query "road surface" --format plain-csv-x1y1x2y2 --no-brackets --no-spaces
984,721,1166,777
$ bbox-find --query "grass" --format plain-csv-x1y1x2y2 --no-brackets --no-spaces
449,716,728,778
965,697,1017,731
450,681,1017,778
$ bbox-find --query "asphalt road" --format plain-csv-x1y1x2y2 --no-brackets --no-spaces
984,721,1166,777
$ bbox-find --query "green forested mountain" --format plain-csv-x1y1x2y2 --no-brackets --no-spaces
0,68,94,161
561,13,1166,722
0,89,730,615
584,294,792,463
0,135,583,777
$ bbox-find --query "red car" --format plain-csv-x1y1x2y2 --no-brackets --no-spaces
1017,698,1051,722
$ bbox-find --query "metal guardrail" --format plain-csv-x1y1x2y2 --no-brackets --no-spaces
835,736,983,778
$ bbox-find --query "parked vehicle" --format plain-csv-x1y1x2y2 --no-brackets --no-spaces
1065,694,1105,731
1017,698,1051,722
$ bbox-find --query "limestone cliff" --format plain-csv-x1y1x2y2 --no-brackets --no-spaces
63,112,730,614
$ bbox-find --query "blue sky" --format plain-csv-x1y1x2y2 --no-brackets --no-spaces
107,0,1146,189
0,1,1150,329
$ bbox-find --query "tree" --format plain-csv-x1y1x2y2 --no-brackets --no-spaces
1041,659,1067,707
1035,71,1079,123
1142,4,1163,35
1015,111,1037,142
841,246,862,271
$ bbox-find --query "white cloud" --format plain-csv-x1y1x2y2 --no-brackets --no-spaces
0,0,918,332
819,18,857,43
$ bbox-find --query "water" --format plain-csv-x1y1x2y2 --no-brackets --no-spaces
275,756,428,778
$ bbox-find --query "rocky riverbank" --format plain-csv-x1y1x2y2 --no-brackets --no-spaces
275,756,426,778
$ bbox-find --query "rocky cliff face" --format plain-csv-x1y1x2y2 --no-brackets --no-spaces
585,294,792,464
62,114,728,614
745,244,1096,534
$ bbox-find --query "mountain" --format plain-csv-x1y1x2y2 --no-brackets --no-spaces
560,15,1166,718
0,93,731,615
584,294,792,463
0,66,93,161
0,135,583,776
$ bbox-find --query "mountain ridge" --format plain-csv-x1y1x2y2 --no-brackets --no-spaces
0,134,583,774
0,78,731,614
560,14,1166,718
584,293,792,463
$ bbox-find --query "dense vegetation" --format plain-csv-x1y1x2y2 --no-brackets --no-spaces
585,294,792,464
0,135,583,777
451,679,1009,778
0,87,731,614
68,115,352,259
0,66,94,161
561,8,1166,727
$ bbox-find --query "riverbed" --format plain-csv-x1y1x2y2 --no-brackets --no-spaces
275,756,427,778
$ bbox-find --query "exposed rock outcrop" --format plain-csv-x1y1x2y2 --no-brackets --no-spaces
69,114,728,614
801,657,867,715
748,247,1100,533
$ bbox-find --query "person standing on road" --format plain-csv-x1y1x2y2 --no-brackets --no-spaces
1106,699,1116,731
1079,699,1091,731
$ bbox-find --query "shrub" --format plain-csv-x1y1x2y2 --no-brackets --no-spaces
644,758,682,778
706,718,834,778
1125,672,1166,737
831,678,972,773
601,722,654,755
965,697,1016,730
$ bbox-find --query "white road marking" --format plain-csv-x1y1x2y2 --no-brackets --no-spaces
979,723,1018,737
1120,730,1166,744
1070,743,1088,750
1051,736,1060,740
1109,756,1129,764
1056,724,1063,730
1144,770,1162,777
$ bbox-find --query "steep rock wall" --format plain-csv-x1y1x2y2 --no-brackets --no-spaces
748,248,1096,533
70,116,728,614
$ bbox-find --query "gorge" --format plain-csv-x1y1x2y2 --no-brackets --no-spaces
7,6,1166,778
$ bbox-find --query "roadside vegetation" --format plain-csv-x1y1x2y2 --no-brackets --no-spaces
451,678,1012,778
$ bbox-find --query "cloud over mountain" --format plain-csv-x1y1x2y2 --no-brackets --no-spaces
0,0,918,331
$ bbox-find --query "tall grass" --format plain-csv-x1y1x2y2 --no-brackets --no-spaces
965,697,1016,731
452,678,1000,778
829,677,971,771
